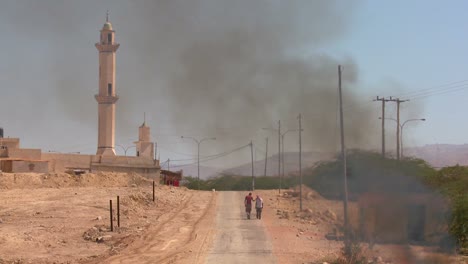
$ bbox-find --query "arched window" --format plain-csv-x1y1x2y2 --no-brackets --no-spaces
108,83,112,95
108,33,112,43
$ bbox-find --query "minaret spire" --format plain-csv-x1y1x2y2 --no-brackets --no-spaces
95,16,119,156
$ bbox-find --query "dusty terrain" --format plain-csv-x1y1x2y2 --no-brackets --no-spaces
0,172,466,264
256,186,466,264
0,172,216,264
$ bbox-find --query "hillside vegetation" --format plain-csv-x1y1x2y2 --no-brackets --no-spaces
303,150,467,252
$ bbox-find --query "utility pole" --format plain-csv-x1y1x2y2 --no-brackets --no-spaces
374,96,390,158
338,65,350,250
298,113,303,211
250,141,255,191
281,133,285,182
388,97,408,160
264,137,268,177
167,158,170,171
278,120,281,194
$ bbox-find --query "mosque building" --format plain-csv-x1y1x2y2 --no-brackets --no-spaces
0,15,161,178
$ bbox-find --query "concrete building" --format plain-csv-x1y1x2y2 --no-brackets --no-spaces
95,14,119,156
0,132,49,173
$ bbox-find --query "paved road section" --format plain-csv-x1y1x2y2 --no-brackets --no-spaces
205,191,277,264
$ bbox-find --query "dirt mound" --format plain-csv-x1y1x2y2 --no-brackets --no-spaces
0,172,153,189
289,185,324,200
120,191,154,214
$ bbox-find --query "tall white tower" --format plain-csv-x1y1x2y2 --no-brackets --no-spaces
95,14,120,156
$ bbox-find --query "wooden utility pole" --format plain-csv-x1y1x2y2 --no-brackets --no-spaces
338,65,350,249
264,137,268,177
298,113,303,211
250,141,255,191
374,96,390,158
388,97,408,160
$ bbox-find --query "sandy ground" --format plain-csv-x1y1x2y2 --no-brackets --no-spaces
0,172,216,264
255,186,467,264
0,172,466,264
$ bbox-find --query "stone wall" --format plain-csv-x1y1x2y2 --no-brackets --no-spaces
42,153,93,173
8,149,41,160
0,160,49,173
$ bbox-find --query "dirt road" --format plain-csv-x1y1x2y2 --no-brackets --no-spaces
205,191,277,264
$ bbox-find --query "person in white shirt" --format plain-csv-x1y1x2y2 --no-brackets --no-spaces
255,195,264,219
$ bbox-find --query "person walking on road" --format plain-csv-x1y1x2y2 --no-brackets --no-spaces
255,195,263,219
244,192,254,219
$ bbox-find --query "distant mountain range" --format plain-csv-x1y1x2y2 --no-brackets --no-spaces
171,144,468,178
403,144,468,168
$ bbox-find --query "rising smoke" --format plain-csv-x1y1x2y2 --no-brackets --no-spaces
0,0,377,155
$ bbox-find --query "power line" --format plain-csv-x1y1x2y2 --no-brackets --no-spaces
169,143,251,168
393,79,468,98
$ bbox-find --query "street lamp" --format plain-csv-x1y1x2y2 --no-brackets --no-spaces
181,136,216,190
281,129,303,187
378,117,425,159
116,144,136,156
401,118,425,158
262,120,281,193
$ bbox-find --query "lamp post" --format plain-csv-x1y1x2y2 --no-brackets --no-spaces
181,136,216,190
378,117,425,158
401,118,425,158
116,144,136,156
262,121,281,193
281,129,302,187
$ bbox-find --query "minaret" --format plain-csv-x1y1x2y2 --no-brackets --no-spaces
95,12,120,156
134,114,155,159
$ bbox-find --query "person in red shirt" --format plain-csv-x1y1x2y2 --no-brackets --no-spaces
244,192,254,219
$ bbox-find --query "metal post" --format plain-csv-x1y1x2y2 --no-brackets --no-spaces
401,124,405,158
396,101,401,160
281,134,285,185
338,65,350,248
382,99,385,158
264,137,268,177
401,118,425,159
278,120,281,194
181,136,216,191
109,200,113,232
153,180,155,202
250,141,255,191
197,142,200,190
298,114,303,211
117,196,120,228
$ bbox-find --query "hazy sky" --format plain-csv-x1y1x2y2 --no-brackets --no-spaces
1,0,467,168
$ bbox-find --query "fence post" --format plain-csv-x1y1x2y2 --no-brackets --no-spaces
117,196,120,228
109,200,113,232
153,180,155,202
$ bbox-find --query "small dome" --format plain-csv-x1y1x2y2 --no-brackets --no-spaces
103,22,112,30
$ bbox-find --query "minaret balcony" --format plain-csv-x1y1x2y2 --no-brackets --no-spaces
95,43,120,52
95,95,119,104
